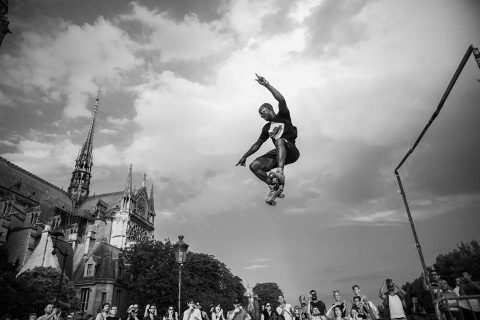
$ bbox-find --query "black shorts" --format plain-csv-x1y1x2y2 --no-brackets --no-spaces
255,140,300,170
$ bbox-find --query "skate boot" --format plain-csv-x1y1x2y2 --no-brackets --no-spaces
268,168,285,186
266,184,284,206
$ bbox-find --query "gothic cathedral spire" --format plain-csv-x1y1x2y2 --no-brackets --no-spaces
149,183,155,210
124,163,133,196
68,90,100,206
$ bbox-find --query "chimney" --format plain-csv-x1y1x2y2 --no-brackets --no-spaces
84,227,96,256
67,223,78,250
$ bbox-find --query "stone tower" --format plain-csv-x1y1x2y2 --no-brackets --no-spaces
68,91,100,206
110,164,133,249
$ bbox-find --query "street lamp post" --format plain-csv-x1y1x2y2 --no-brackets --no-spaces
173,235,189,316
51,231,68,307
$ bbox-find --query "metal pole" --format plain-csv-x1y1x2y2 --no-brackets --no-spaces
394,173,436,304
178,263,183,316
55,253,68,306
393,44,479,320
394,45,474,172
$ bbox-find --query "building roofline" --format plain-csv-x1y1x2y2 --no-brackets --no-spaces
0,156,70,197
86,191,124,200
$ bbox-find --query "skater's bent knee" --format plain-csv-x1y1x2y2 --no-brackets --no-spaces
249,161,260,172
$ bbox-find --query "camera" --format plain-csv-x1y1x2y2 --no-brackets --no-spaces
386,279,392,284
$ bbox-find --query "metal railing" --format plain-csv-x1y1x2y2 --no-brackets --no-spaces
436,295,480,320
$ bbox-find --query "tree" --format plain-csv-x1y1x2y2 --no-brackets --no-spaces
401,240,480,314
125,239,246,313
434,240,480,283
0,245,26,317
17,266,80,315
253,283,283,308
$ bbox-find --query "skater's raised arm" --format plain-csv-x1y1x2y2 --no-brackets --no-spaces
255,74,289,116
236,138,266,166
255,74,285,102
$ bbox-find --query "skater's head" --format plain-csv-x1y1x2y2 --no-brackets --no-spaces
259,103,275,121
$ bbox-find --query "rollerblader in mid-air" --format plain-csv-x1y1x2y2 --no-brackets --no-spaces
236,74,300,205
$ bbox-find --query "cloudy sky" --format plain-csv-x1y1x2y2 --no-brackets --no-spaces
1,0,480,305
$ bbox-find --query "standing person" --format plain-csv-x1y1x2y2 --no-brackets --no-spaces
308,291,326,316
326,306,347,320
107,307,120,320
212,305,225,320
144,305,160,320
350,297,369,320
277,295,295,320
349,309,360,320
184,300,202,320
378,279,407,320
438,278,460,320
37,304,60,320
261,303,276,320
195,302,210,320
298,296,308,320
328,291,347,318
453,278,462,296
423,269,442,300
227,299,251,320
458,271,480,320
307,306,325,320
96,304,110,320
293,306,302,320
127,305,140,320
350,286,377,320
164,306,178,320
236,74,300,205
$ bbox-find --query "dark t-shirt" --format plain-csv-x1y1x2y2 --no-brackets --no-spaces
310,301,326,316
259,100,297,144
461,281,480,295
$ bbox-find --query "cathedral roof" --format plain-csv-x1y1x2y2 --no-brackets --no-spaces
0,156,73,213
72,241,124,281
77,191,124,214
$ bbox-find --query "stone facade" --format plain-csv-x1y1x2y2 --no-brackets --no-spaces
0,96,156,316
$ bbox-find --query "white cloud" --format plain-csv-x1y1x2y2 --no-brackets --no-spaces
0,90,14,107
0,140,16,147
2,138,78,186
121,3,233,62
343,193,480,225
107,117,130,126
244,264,269,270
98,128,119,135
0,17,142,117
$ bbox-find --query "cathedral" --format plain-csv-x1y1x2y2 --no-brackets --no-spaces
0,94,155,315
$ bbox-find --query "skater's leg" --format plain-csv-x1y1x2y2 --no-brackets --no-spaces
249,156,276,185
274,138,287,169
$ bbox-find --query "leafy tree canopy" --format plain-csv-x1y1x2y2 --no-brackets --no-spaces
401,240,480,314
0,245,25,317
125,239,246,314
253,282,283,308
17,266,80,316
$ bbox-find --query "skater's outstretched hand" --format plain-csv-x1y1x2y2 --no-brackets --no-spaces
255,73,269,86
236,157,247,167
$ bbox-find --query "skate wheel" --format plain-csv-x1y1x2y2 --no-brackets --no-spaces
278,194,285,199
265,200,277,206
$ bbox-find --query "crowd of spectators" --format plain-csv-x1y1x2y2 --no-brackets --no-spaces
2,271,479,320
